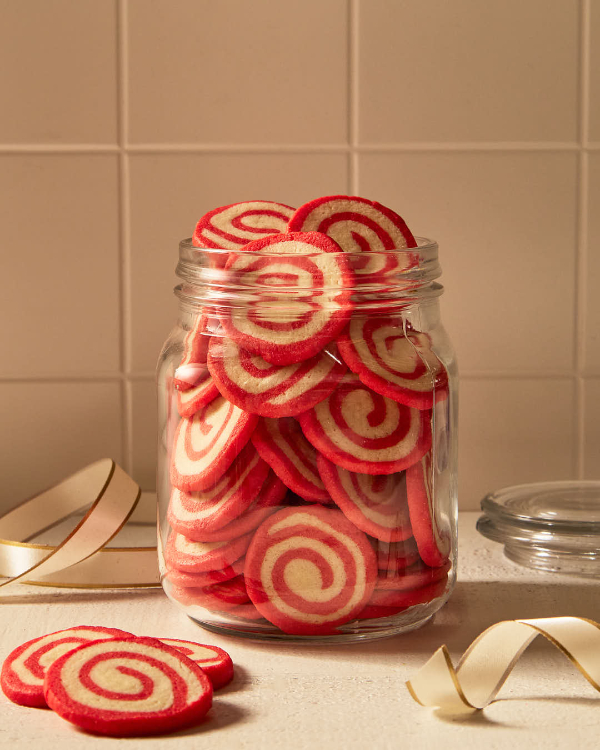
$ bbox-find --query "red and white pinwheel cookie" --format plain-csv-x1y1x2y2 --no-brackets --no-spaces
1,626,131,708
167,443,269,538
358,575,448,620
172,575,250,612
165,532,253,574
164,557,245,588
317,455,412,542
375,559,451,591
170,396,258,492
43,637,213,737
245,505,377,635
366,575,448,609
220,232,352,365
176,368,220,418
298,373,431,475
288,195,418,281
184,472,287,543
406,452,451,567
252,417,329,502
372,537,421,572
193,200,295,260
337,317,448,410
173,312,214,390
208,337,346,418
158,641,233,690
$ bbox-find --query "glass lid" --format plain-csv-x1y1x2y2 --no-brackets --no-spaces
477,480,600,578
480,480,600,531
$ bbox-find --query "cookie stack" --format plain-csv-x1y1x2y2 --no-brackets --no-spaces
162,196,452,636
1,626,233,736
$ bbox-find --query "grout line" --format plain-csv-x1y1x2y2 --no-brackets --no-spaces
459,371,578,381
118,160,132,376
351,0,360,193
348,0,360,194
351,150,360,194
128,371,159,380
122,378,134,475
346,148,353,193
354,142,581,153
116,0,126,377
575,369,585,479
346,0,353,147
126,143,351,155
580,0,591,148
345,0,353,193
0,373,156,384
0,375,124,384
117,0,134,475
574,152,588,478
0,142,592,156
574,0,592,478
0,144,119,154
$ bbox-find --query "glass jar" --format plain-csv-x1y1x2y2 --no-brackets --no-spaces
157,236,458,643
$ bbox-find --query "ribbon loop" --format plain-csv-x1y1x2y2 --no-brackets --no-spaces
407,616,600,714
0,460,159,590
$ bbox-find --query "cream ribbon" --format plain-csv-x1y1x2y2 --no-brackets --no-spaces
0,459,160,590
406,616,600,713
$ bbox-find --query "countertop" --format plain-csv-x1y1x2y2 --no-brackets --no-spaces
1,512,599,749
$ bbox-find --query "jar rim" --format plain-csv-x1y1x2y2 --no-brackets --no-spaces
174,235,443,313
177,235,438,265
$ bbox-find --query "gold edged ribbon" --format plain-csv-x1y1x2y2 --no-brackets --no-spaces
0,459,160,591
406,616,600,714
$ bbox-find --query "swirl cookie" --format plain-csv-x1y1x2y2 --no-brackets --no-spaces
220,232,352,365
173,312,214,390
252,417,329,501
43,637,212,736
165,532,253,574
298,373,431,475
317,455,412,542
208,338,346,417
288,195,417,281
158,640,233,690
170,397,258,492
1,626,131,708
337,317,448,410
406,452,451,567
193,200,295,261
167,443,269,538
245,505,377,635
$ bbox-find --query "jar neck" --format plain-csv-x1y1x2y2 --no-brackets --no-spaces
174,236,443,316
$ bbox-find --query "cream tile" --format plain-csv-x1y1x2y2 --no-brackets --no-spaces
359,151,578,374
589,2,600,142
0,155,120,376
131,379,158,491
583,378,600,478
129,152,349,371
127,0,348,144
459,378,576,510
584,153,600,372
0,382,122,514
359,0,579,143
0,0,117,144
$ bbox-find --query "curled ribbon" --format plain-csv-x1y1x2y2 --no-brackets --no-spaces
0,459,160,590
406,616,600,713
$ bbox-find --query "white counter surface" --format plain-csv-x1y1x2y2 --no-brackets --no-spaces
1,512,599,749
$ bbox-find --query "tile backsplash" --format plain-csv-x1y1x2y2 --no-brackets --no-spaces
1,0,598,512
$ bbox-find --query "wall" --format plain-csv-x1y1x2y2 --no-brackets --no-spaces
1,0,598,511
